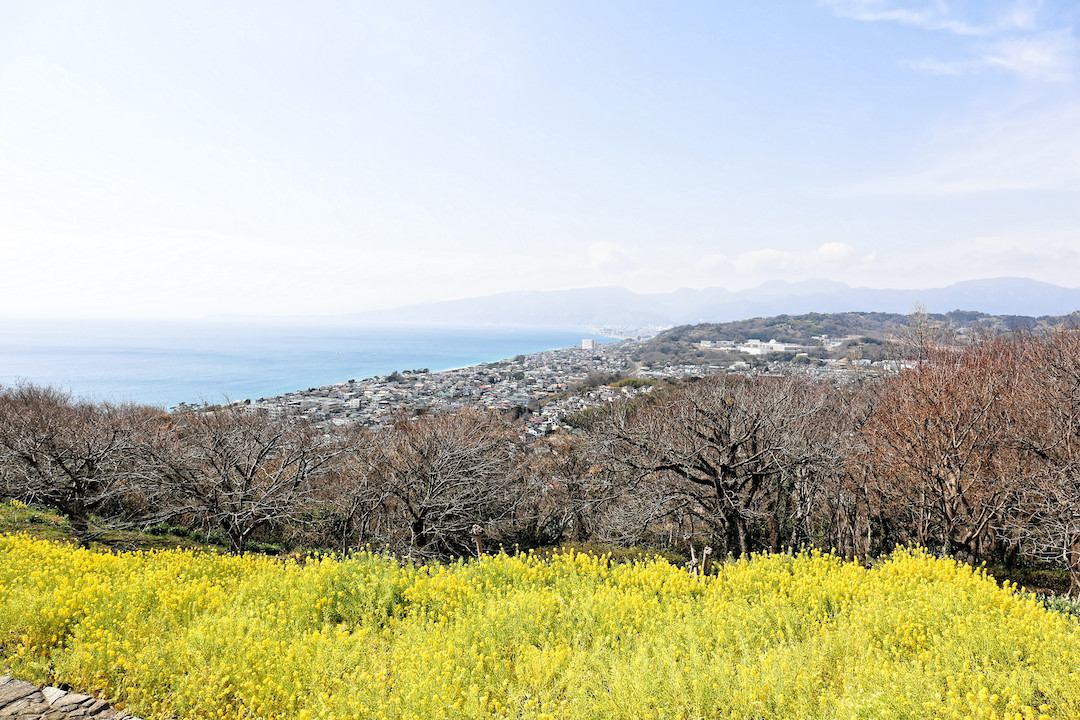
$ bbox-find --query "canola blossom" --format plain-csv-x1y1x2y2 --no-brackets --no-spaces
1,533,1079,720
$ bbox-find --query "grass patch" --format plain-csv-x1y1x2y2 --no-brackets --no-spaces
0,499,222,554
0,500,72,545
984,562,1072,596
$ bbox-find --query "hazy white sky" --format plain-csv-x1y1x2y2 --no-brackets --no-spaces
2,0,1079,318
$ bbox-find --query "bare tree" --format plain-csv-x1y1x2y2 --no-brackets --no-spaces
890,302,957,361
1007,326,1080,592
145,407,342,553
375,409,519,559
588,475,684,548
817,382,882,562
594,374,832,556
1015,467,1080,594
0,384,153,546
509,434,626,547
318,426,392,555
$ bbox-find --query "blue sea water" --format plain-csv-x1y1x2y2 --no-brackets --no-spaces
0,319,615,409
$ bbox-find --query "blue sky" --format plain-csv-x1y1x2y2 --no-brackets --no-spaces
2,1,1079,318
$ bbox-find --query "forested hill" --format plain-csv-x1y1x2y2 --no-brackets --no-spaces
633,310,1080,366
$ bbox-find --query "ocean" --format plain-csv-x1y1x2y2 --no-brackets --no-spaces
0,319,615,409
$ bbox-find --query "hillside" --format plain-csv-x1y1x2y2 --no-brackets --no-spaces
632,310,1080,366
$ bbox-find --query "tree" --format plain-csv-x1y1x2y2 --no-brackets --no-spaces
1007,326,1080,592
1016,467,1080,595
821,382,881,562
375,409,518,559
319,426,392,555
145,407,342,554
0,384,151,546
863,338,1031,561
509,434,624,547
890,303,955,362
594,374,831,556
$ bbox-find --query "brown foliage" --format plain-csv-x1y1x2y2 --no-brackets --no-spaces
862,338,1032,560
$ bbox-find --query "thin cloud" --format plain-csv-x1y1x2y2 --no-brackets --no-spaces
825,1,1072,82
695,253,729,272
905,29,1075,81
703,236,1080,292
586,242,633,270
996,1,1043,33
883,233,1080,287
849,102,1080,195
969,234,1080,266
728,243,860,275
904,58,970,75
984,30,1076,81
821,0,1043,36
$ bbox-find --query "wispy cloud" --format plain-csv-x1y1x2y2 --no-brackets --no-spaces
691,236,1080,292
825,1,1074,82
0,228,666,318
821,0,1043,36
871,232,1080,288
983,30,1076,80
849,102,1080,195
695,253,729,272
586,242,634,270
968,234,1080,267
694,243,867,280
905,29,1075,81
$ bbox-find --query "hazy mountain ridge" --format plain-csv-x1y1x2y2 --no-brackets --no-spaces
348,278,1080,327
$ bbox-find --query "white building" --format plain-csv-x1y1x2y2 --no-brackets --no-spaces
736,339,788,356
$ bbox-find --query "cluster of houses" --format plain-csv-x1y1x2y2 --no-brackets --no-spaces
238,333,904,435
243,340,636,432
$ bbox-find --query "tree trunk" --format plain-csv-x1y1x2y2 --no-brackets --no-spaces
736,515,749,557
67,504,92,549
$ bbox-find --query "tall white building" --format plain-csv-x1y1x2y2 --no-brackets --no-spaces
582,338,596,350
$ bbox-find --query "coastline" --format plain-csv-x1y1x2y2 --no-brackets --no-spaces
243,338,640,428
0,320,620,408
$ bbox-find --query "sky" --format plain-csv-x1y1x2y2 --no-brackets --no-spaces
2,0,1080,319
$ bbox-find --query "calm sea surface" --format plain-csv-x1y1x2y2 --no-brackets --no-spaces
0,319,615,408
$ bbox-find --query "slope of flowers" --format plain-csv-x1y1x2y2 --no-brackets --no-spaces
1,534,1078,720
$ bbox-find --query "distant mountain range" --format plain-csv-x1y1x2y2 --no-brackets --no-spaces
346,278,1080,329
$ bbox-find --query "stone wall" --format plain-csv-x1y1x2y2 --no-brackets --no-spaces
0,676,141,720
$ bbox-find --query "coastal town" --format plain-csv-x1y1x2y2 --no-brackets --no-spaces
238,333,895,434
242,338,636,434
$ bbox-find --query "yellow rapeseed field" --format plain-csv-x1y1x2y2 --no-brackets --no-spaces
2,528,1079,720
